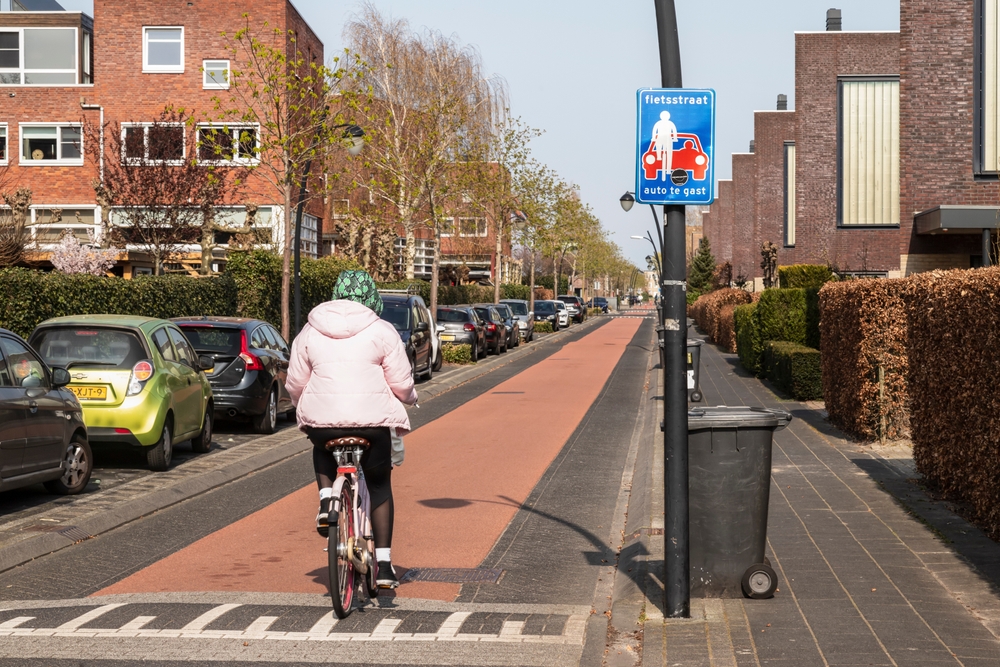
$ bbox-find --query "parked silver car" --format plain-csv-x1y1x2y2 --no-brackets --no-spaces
500,299,535,342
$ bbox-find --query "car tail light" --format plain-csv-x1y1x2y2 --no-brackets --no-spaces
463,323,476,332
114,428,132,435
487,323,496,332
127,360,154,396
240,330,264,371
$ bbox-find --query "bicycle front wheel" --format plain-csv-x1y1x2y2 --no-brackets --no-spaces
329,480,355,619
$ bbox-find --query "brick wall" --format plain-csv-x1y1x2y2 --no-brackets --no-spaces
715,179,734,264
732,153,756,280
898,0,985,262
794,31,901,272
753,111,796,272
700,212,713,258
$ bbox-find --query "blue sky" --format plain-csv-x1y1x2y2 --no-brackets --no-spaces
59,0,900,265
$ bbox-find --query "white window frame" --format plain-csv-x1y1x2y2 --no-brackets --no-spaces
202,59,229,89
0,27,79,86
195,123,260,165
0,123,7,165
783,141,795,247
439,216,455,237
26,205,99,245
120,123,186,165
19,123,84,166
458,217,488,238
143,26,184,73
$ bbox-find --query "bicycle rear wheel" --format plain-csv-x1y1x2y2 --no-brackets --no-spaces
328,480,355,618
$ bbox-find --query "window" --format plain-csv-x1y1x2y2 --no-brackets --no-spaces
122,124,185,163
458,217,487,237
151,328,175,362
143,27,183,72
20,125,82,164
977,1,1000,174
0,337,47,388
393,238,435,279
0,125,6,164
0,28,78,85
300,213,319,259
250,326,269,350
202,59,229,89
838,78,900,226
440,217,455,237
167,327,195,367
783,141,795,246
197,125,259,163
82,32,91,84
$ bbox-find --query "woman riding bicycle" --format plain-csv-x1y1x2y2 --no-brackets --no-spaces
286,270,417,589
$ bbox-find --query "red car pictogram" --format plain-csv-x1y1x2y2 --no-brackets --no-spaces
642,133,710,181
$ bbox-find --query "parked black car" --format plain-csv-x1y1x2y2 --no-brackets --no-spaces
173,317,293,434
492,303,520,349
436,306,486,361
472,304,508,354
533,300,561,331
558,295,586,324
380,294,434,381
0,328,92,495
588,297,609,313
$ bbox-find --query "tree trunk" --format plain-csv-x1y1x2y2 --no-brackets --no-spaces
428,189,440,320
281,182,293,340
554,250,563,297
201,213,214,276
493,220,502,304
529,250,536,313
405,226,416,280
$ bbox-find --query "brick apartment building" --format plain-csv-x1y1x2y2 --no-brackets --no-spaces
705,4,1000,284
0,0,323,276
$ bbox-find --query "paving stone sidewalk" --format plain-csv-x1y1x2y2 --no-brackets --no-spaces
622,328,1000,667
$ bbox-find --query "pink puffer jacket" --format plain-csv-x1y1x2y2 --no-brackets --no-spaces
286,300,417,431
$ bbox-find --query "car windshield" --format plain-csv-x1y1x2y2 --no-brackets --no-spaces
555,302,567,310
505,302,528,316
33,327,146,370
381,302,411,331
535,302,555,313
496,307,511,318
437,309,469,323
474,308,494,322
179,326,242,355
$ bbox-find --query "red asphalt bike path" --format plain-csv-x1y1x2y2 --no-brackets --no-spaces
96,317,642,602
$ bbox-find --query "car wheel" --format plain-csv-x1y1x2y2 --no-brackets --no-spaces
253,388,278,435
424,356,433,381
191,408,214,453
410,355,417,379
43,436,93,495
147,421,173,472
432,347,443,372
470,341,478,362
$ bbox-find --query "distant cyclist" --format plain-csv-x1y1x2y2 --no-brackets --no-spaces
286,270,417,589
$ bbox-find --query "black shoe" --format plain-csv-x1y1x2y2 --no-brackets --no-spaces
316,497,332,537
376,561,399,589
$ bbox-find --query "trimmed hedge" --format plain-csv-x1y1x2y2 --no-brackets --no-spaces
0,268,237,339
903,267,1000,539
734,303,763,375
805,287,821,350
819,278,909,442
535,321,554,334
757,288,807,346
778,264,837,289
688,288,752,344
441,343,473,365
762,341,823,401
716,304,738,353
378,281,531,306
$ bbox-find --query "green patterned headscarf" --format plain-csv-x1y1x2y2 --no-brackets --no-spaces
332,270,383,315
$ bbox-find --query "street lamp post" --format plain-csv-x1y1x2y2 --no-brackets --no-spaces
293,123,365,337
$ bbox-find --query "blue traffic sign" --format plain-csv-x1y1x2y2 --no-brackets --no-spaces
635,88,716,205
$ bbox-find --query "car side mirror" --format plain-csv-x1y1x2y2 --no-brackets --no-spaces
416,322,429,333
199,355,215,371
436,324,445,334
52,367,70,388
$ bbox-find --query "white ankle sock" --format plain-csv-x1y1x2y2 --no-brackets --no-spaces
375,548,391,563
319,487,333,500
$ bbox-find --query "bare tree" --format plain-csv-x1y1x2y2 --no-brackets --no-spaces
87,109,245,275
0,187,32,268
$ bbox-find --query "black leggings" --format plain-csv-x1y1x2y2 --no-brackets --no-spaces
306,426,393,550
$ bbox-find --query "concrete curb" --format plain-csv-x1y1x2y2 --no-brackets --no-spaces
0,314,614,574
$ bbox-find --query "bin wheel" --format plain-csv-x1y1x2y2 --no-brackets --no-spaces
742,563,778,599
690,390,703,402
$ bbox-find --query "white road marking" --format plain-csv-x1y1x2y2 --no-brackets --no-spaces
500,620,525,637
0,617,33,629
370,618,402,637
242,615,279,635
306,610,337,637
180,603,240,631
435,611,472,638
55,604,125,630
120,616,156,631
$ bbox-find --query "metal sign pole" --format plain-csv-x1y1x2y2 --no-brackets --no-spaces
654,0,690,619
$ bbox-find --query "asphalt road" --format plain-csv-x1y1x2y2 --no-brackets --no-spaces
0,314,655,666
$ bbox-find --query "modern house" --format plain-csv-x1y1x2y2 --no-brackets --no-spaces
0,0,325,276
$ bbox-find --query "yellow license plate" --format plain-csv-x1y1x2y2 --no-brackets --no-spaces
70,385,107,400
440,335,456,341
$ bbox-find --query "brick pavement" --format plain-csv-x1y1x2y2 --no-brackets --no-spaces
630,327,1000,666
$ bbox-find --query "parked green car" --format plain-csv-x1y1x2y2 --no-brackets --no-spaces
29,315,214,471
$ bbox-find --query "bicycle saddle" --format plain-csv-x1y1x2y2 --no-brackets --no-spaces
325,436,371,450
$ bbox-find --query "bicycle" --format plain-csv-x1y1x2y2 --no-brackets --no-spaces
324,435,379,618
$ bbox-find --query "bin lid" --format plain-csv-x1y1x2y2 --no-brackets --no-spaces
688,406,792,431
686,338,704,347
